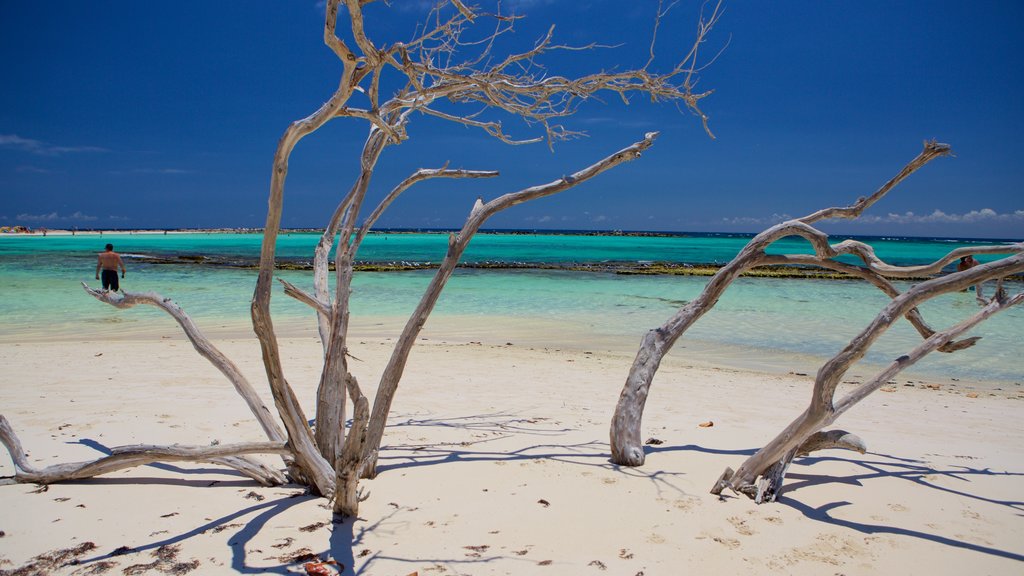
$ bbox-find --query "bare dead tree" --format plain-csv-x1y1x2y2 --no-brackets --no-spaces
1,1,720,517
609,141,1024,502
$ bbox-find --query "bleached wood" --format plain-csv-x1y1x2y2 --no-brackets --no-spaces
611,141,1021,469
718,285,1022,500
756,255,985,352
257,0,718,506
81,286,287,447
334,387,370,517
309,131,393,471
250,0,364,496
359,132,661,476
279,278,331,317
0,415,287,486
17,1,722,514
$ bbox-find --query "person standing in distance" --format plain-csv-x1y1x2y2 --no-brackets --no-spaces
96,243,126,292
956,254,984,298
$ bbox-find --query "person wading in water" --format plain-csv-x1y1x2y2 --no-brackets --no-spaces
95,243,126,292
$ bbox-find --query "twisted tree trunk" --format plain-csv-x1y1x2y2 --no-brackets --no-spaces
611,140,1024,503
360,132,661,477
714,267,1023,500
2,1,724,520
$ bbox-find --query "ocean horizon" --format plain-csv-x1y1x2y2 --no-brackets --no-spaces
7,225,1023,242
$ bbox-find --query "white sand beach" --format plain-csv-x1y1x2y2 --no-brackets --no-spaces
1,327,1022,575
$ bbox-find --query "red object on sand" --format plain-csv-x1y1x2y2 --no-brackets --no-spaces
303,562,335,576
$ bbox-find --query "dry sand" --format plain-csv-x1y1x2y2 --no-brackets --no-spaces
0,332,1022,575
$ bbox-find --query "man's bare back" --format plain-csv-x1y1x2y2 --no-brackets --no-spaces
96,244,125,291
97,251,123,271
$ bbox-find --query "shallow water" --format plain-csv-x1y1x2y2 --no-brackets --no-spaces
0,232,1021,385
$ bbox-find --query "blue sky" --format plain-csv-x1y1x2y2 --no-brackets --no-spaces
1,1,1021,238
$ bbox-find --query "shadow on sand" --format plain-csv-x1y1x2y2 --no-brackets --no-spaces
47,412,1024,573
775,451,1024,561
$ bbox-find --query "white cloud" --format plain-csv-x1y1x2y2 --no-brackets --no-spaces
0,134,107,156
720,213,792,226
718,208,1023,228
16,165,51,174
856,208,1024,225
16,211,98,222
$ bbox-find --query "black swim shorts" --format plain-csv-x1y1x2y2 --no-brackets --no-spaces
101,269,120,291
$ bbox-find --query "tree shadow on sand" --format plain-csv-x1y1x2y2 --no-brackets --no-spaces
25,415,1024,573
768,452,1024,562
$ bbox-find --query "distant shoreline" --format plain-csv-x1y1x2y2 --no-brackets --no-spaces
1,227,1021,244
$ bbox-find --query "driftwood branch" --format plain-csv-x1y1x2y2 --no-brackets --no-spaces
354,166,500,248
0,415,287,486
250,0,367,496
711,430,867,502
609,142,947,466
795,429,867,458
81,285,287,447
756,254,996,352
279,278,331,317
360,132,661,476
24,0,722,516
715,282,1023,501
610,139,1019,483
799,141,951,224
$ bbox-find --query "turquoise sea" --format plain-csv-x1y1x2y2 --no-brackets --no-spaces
0,231,1021,385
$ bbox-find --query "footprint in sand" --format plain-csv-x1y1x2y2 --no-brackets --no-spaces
673,497,700,511
711,535,741,549
888,503,908,512
646,533,665,544
961,509,982,521
727,516,755,536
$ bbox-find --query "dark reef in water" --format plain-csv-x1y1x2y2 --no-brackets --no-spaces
123,253,1008,280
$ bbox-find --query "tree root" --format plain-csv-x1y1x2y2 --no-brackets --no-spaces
710,429,866,502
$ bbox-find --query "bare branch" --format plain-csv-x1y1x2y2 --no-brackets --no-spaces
450,0,476,22
362,132,661,475
81,284,287,446
1,415,287,486
800,140,953,224
355,165,500,248
279,278,332,317
824,239,1023,278
721,255,1024,496
795,430,866,458
335,108,406,143
612,141,978,468
758,254,982,352
418,107,544,145
344,0,379,64
252,0,366,493
324,0,357,63
831,290,1024,419
645,0,678,70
